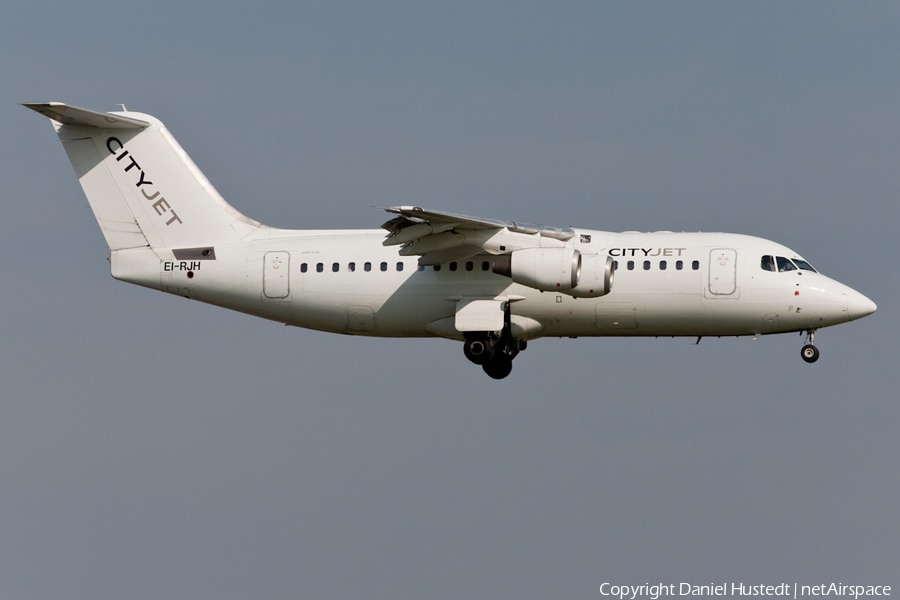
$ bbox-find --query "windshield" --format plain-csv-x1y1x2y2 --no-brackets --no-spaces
793,259,817,273
761,254,819,274
776,256,797,272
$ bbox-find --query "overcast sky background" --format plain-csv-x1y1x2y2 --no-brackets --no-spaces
2,2,897,599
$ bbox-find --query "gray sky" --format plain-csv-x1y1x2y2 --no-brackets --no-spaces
2,2,897,598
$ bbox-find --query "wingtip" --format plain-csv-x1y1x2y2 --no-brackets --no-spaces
22,101,65,108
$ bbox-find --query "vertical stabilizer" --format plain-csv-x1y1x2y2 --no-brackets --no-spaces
24,102,261,252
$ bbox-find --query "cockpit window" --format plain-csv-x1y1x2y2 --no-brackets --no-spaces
793,259,817,273
776,256,797,272
760,255,776,272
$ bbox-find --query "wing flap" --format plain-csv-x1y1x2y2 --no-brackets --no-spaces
380,205,576,259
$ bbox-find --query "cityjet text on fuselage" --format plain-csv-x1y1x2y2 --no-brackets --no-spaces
608,247,688,257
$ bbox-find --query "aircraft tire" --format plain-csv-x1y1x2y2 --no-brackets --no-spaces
464,338,495,365
801,344,819,363
482,354,513,379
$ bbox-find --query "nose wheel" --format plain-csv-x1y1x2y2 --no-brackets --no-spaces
801,329,819,363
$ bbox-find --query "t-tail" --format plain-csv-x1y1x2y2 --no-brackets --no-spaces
24,102,264,288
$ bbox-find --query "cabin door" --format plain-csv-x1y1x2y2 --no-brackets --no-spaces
708,248,737,296
263,252,291,299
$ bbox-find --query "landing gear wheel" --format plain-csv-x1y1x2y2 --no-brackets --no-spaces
464,337,495,365
482,354,513,380
801,344,819,363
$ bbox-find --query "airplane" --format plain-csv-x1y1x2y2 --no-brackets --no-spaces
24,102,877,379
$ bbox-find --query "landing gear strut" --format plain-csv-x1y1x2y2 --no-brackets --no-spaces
463,333,523,379
462,302,526,379
801,329,819,363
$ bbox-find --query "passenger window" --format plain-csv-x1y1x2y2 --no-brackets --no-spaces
643,260,650,270
332,262,339,272
613,260,619,270
316,263,323,273
301,263,308,273
793,259,817,273
776,256,797,272
465,261,473,271
660,260,667,270
348,262,355,272
434,265,441,271
449,262,457,271
676,260,683,270
482,261,490,271
692,260,699,270
417,265,425,272
627,261,634,271
364,262,371,272
396,262,403,271
760,255,776,272
380,262,388,272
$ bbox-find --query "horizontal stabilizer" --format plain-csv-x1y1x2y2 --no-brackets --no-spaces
23,102,150,129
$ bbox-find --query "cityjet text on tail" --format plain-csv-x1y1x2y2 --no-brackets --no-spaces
24,102,876,379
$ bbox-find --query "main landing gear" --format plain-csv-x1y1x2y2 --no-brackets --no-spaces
463,333,526,379
801,329,819,363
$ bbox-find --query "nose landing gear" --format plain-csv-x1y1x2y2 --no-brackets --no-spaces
801,329,819,363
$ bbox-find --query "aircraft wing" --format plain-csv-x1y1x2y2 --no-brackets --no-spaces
381,205,576,266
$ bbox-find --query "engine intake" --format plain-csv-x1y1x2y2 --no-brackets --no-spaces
493,247,581,291
568,254,614,297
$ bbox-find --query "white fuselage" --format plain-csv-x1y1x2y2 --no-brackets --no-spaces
24,102,876,376
111,228,872,341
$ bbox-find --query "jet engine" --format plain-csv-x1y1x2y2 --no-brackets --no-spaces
568,254,614,298
493,247,581,291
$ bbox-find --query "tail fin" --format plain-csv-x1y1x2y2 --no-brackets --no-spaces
24,102,261,251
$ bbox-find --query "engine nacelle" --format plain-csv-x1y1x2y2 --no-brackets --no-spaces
567,254,614,297
493,247,581,291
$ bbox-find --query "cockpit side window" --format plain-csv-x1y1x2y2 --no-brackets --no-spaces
760,255,776,272
776,256,797,272
793,259,817,273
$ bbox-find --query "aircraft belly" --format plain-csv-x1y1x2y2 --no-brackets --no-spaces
593,294,703,336
295,285,452,337
511,291,705,338
634,295,705,335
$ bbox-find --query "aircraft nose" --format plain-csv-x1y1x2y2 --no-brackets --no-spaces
847,289,877,321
